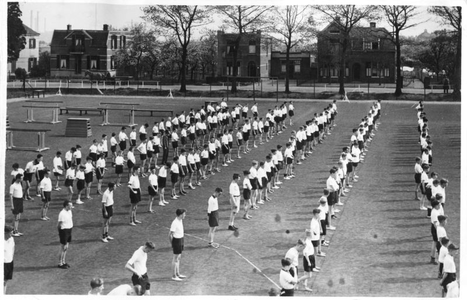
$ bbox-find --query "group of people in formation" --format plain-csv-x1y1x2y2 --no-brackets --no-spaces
413,101,458,298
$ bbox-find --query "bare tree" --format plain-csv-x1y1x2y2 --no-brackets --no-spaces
215,5,273,93
142,5,211,92
271,6,316,93
380,6,421,96
428,6,461,100
315,5,379,95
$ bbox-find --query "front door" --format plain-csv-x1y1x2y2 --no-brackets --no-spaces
75,55,82,74
353,63,361,81
248,61,257,77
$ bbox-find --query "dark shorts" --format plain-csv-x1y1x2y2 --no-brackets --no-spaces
64,178,73,187
130,139,136,147
147,151,153,158
296,142,303,150
171,173,179,184
110,145,117,153
148,185,158,196
264,126,269,133
201,158,209,166
4,261,14,280
53,172,61,177
441,273,456,293
312,240,319,247
129,189,141,204
414,173,421,184
119,141,126,151
320,219,327,236
140,154,147,161
85,172,93,183
24,172,33,182
286,157,293,165
77,179,85,190
140,133,147,141
209,152,216,160
59,228,72,245
158,177,167,189
353,162,358,168
277,161,284,170
431,223,438,242
208,210,219,227
237,139,243,146
289,110,294,117
347,163,353,173
96,168,104,180
42,191,51,203
172,237,184,255
222,145,229,155
127,160,134,169
154,145,160,154
115,165,124,174
242,132,249,142
261,177,268,188
250,178,258,190
131,273,150,292
243,189,251,200
172,141,179,149
102,205,113,219
90,153,97,162
327,192,335,206
303,255,316,272
12,197,23,214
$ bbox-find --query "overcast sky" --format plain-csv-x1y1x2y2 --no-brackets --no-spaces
18,0,456,42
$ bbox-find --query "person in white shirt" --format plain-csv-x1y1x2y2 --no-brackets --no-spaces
64,147,76,170
288,101,294,126
4,225,15,294
127,147,136,180
147,166,159,212
109,133,118,165
279,258,297,296
128,166,142,226
420,164,430,210
125,241,156,295
228,174,241,231
101,183,115,243
34,154,45,197
10,174,24,237
118,127,129,151
170,156,181,200
101,134,108,159
136,139,148,177
84,156,95,200
114,151,125,187
139,123,148,141
88,278,104,295
178,150,188,195
310,209,325,258
89,139,99,165
297,230,315,292
326,168,339,220
129,126,137,147
284,142,294,179
430,200,444,264
52,151,64,191
257,162,268,204
207,188,223,248
437,236,449,279
40,169,53,221
96,154,107,195
440,243,458,297
146,136,155,171
249,161,259,209
64,164,76,201
75,165,86,204
158,163,169,205
284,239,305,292
439,178,448,208
169,208,187,281
107,284,141,296
57,200,73,269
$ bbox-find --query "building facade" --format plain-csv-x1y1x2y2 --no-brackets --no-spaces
317,22,395,83
217,30,271,79
49,24,131,78
270,51,317,80
8,24,40,75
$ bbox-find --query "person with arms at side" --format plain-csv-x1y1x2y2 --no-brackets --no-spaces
102,182,115,243
57,200,73,269
169,208,187,281
4,225,15,294
125,241,156,296
128,166,142,226
10,174,24,237
208,188,223,248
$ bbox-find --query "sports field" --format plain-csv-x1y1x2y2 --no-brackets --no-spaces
3,95,460,296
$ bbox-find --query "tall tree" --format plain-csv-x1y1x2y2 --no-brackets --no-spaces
418,30,457,81
199,30,218,79
143,5,211,92
271,6,316,93
315,5,379,95
8,2,26,63
428,6,461,100
215,5,273,93
380,6,421,96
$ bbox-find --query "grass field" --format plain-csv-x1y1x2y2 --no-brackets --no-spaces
3,95,460,296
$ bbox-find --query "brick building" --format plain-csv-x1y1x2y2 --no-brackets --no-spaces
49,24,131,78
317,22,395,83
216,30,271,79
269,51,317,80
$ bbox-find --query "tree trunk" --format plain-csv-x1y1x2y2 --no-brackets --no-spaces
338,39,347,95
395,31,402,96
453,31,461,100
180,46,188,92
285,44,291,93
231,36,241,94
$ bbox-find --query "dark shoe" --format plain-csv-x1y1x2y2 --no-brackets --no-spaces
58,264,68,269
228,225,236,231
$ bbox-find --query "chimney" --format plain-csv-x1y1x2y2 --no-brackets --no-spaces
30,10,33,29
103,24,109,31
36,11,39,32
370,22,376,28
67,24,72,31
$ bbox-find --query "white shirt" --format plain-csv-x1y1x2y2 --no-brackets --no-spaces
76,170,85,180
89,144,98,154
431,206,444,225
118,131,128,142
285,247,299,267
139,125,147,134
148,173,158,186
137,142,147,154
40,177,52,192
107,284,133,296
115,156,124,166
129,131,137,140
438,245,448,263
207,195,219,213
303,238,314,256
326,176,339,192
229,181,240,197
170,218,184,238
102,189,114,206
128,174,140,189
443,254,456,273
437,226,447,241
65,151,74,161
280,269,296,290
53,157,63,174
127,246,148,275
96,158,106,169
310,218,320,241
58,208,73,229
158,167,167,178
127,151,136,163
110,136,118,147
10,182,23,198
4,236,15,263
66,168,76,179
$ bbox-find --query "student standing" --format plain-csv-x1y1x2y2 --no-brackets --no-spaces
118,127,128,152
440,244,459,297
158,163,170,205
125,241,156,296
148,166,159,212
101,183,115,243
169,208,187,281
284,239,305,286
128,166,142,226
279,258,297,296
75,165,86,204
52,151,64,191
40,169,53,221
96,153,107,195
228,174,241,231
4,225,15,294
10,174,24,237
208,188,223,248
57,200,73,269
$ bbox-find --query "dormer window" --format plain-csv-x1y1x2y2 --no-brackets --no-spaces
249,40,256,54
111,35,118,49
330,29,340,34
120,36,126,48
29,38,36,49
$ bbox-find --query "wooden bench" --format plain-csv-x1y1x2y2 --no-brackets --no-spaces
133,108,174,117
22,104,62,124
60,107,103,116
6,127,51,152
32,89,46,98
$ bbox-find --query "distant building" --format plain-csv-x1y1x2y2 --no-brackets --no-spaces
416,29,435,42
217,30,272,79
317,22,395,83
49,24,131,78
270,51,317,80
7,24,40,75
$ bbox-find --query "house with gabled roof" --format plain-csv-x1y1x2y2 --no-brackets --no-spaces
317,21,395,84
49,24,131,78
8,24,40,75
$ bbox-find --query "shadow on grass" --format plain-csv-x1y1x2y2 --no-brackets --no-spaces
371,261,433,268
378,249,430,256
46,238,96,246
260,254,285,261
392,223,427,228
379,277,437,284
16,265,60,272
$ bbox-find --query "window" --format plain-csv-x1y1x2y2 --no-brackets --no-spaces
75,36,83,46
237,61,241,76
59,55,69,69
330,29,340,34
384,68,389,77
29,38,36,49
365,62,371,77
87,56,99,70
120,36,126,48
345,67,349,77
226,62,232,75
281,63,286,73
28,58,37,71
294,60,301,73
249,40,256,54
111,35,118,49
372,40,379,50
111,56,116,70
363,41,372,50
330,68,338,78
371,63,378,77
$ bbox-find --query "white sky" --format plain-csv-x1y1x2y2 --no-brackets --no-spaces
18,0,455,43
